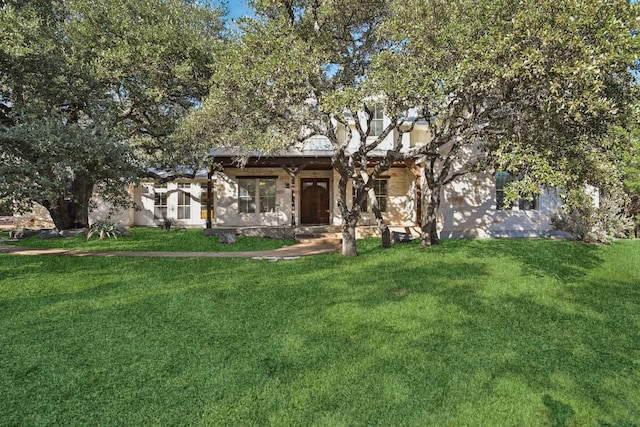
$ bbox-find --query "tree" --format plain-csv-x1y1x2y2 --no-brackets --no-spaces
374,0,639,245
621,125,640,236
181,0,408,256
184,0,638,253
0,0,223,230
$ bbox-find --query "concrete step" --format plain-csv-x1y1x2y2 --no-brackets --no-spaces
295,232,342,246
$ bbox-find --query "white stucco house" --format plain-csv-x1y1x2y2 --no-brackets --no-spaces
11,111,563,238
125,115,563,239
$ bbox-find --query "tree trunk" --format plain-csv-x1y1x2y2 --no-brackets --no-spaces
421,185,441,246
342,218,358,257
369,188,391,248
46,197,76,230
70,175,93,228
45,177,94,230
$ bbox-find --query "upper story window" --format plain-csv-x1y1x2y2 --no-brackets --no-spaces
370,105,384,137
238,177,276,214
495,172,538,211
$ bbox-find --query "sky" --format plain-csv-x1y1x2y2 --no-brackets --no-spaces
211,0,254,20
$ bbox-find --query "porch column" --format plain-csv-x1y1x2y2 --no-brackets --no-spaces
282,163,308,227
206,166,213,229
406,159,422,226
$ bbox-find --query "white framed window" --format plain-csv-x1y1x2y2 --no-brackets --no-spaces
374,179,388,212
370,105,384,137
238,177,276,213
177,183,191,220
495,172,538,211
154,185,168,220
353,179,388,212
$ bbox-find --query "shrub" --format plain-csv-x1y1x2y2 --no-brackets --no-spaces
553,188,633,243
87,220,119,241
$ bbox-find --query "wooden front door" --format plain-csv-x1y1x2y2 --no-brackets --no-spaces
300,178,330,224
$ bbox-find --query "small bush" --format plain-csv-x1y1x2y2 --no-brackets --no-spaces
87,220,119,241
553,190,634,243
160,218,179,231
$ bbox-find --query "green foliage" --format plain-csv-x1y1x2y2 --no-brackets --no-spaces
553,201,633,244
187,0,639,249
379,0,639,198
0,0,224,229
86,220,119,241
1,239,640,424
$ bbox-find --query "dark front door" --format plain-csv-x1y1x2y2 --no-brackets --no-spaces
300,178,330,224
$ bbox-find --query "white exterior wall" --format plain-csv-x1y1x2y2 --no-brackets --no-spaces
438,173,563,238
333,168,416,228
134,181,205,227
214,168,291,227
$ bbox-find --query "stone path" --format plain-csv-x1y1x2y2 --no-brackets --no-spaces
0,241,340,259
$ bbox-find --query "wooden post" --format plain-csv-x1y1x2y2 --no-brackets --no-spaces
206,166,213,229
407,159,422,227
282,163,308,227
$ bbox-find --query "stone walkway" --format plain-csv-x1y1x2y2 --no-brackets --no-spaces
0,241,340,259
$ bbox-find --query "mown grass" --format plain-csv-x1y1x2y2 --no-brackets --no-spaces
2,227,295,252
1,238,639,426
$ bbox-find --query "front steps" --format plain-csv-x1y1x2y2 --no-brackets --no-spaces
294,232,342,247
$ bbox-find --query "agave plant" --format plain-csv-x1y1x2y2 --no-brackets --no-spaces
87,220,118,241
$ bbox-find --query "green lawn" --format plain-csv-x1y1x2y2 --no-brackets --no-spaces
2,226,295,252
1,238,639,426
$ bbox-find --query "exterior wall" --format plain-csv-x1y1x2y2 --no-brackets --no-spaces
214,167,292,227
332,167,417,227
438,173,562,238
130,166,418,229
128,168,563,239
133,181,205,227
12,204,55,228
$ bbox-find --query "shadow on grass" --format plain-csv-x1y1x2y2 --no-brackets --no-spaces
543,394,575,427
448,238,603,283
1,241,639,425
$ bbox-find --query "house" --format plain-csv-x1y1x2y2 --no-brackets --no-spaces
10,111,563,237
128,117,563,239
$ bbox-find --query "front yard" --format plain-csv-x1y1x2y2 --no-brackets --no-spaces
1,238,639,425
1,226,295,252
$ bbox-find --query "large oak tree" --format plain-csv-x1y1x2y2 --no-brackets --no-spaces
374,0,639,244
185,0,638,252
0,0,223,229
181,0,407,256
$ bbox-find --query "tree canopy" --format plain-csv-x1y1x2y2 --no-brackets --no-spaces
0,0,223,229
183,0,639,252
373,0,639,243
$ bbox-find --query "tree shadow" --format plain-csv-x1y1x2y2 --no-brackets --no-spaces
432,238,604,283
543,394,575,427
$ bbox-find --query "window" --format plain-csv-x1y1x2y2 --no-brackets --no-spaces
200,184,212,220
354,179,388,212
374,179,388,212
352,185,367,211
259,179,276,213
177,183,191,220
495,172,538,210
238,178,276,213
370,105,384,137
154,191,168,219
495,172,512,211
238,178,256,213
